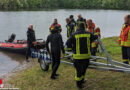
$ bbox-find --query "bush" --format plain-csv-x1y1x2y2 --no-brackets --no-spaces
0,0,130,10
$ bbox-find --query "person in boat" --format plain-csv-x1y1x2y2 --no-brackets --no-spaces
76,14,86,30
66,23,98,89
66,18,74,40
118,14,130,64
69,15,76,32
6,33,16,43
46,26,65,79
86,19,101,59
26,24,37,62
49,18,62,33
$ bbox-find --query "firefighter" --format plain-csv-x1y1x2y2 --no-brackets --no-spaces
49,18,62,33
26,24,37,62
76,14,86,30
118,14,130,64
70,15,76,32
46,26,65,79
66,18,74,39
66,23,98,88
86,19,101,57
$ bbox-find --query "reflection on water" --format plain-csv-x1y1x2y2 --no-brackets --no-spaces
0,51,25,77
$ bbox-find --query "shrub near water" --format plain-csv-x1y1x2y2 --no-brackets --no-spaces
0,0,130,10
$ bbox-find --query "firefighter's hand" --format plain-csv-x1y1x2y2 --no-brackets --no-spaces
61,53,65,58
33,41,37,45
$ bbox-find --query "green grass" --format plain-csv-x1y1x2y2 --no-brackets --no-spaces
7,37,130,90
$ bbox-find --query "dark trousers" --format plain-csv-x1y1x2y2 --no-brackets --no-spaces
51,51,61,76
91,47,97,62
122,46,130,64
91,47,97,56
26,44,32,60
74,59,90,83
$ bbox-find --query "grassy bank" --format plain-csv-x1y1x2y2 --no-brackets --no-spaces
0,0,130,10
7,37,130,90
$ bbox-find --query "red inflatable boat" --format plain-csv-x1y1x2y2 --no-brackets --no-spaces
0,40,27,54
0,34,46,54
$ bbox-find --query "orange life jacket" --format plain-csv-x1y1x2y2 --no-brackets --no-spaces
50,24,61,31
119,24,130,47
95,27,101,38
87,23,95,33
87,23,101,48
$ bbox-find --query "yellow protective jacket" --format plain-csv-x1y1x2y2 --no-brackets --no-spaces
119,24,130,47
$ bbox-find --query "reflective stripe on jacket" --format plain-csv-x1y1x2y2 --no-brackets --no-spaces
66,23,74,39
87,23,101,48
73,34,91,59
76,18,86,30
119,24,130,47
66,29,98,59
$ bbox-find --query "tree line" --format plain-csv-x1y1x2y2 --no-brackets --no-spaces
0,0,130,10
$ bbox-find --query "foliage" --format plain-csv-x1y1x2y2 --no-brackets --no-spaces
0,0,130,10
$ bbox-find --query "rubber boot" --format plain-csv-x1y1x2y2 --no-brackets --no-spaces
76,81,83,89
81,78,87,84
123,61,129,64
54,74,59,77
50,75,56,80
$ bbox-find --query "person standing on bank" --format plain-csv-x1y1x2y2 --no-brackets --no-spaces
49,18,62,33
86,19,101,58
70,15,76,32
76,14,86,30
66,23,98,89
46,26,65,79
66,18,74,39
118,14,130,64
26,24,37,62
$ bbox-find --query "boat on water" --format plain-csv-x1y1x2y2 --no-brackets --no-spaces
0,34,46,54
0,40,27,54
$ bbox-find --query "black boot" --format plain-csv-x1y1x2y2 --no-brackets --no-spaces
54,74,59,77
76,81,83,89
123,61,129,64
50,75,56,80
81,79,87,84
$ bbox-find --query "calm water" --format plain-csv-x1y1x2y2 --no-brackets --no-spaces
0,9,130,77
0,52,19,76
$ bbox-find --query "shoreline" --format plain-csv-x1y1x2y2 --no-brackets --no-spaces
0,8,130,12
2,59,37,82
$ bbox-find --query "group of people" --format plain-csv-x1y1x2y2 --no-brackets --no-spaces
25,14,130,89
46,14,99,88
49,14,101,56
